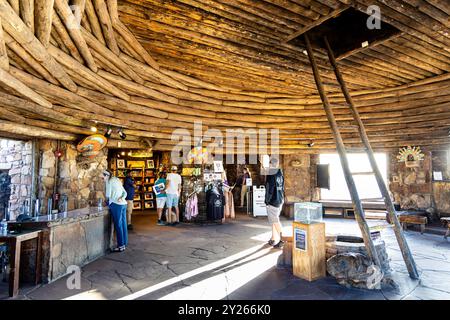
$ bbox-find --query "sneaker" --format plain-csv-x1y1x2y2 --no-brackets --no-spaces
273,240,285,249
157,220,165,226
111,246,126,253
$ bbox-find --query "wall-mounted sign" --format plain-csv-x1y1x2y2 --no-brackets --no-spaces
213,160,224,173
433,171,443,181
295,228,307,251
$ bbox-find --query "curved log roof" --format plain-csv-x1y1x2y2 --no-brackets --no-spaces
0,0,449,153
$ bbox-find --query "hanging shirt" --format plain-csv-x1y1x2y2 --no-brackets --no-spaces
106,177,127,206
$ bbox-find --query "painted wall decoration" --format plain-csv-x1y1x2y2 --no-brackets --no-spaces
77,134,108,158
397,146,425,168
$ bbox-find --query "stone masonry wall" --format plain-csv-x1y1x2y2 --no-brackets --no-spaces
389,150,433,211
38,139,108,214
0,139,33,219
283,154,319,218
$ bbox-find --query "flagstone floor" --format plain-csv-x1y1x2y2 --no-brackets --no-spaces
1,212,450,300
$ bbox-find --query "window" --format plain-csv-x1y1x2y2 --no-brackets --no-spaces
319,153,388,201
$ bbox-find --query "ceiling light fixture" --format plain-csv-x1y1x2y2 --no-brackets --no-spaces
104,126,113,138
118,128,127,140
90,126,98,133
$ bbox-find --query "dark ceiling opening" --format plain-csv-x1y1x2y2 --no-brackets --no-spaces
287,7,401,60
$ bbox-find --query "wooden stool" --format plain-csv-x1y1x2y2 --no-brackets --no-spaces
399,215,427,234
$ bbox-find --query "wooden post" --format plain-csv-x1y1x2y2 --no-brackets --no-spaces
304,34,382,268
323,37,420,280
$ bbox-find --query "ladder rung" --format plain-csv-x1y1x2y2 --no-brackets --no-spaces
351,172,375,176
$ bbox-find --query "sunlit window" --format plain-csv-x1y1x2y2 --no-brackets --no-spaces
319,153,388,201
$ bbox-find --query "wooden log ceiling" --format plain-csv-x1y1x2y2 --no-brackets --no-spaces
0,0,448,153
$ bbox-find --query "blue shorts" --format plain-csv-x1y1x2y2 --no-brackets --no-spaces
166,194,179,207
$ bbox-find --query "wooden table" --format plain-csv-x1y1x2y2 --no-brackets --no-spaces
0,230,43,297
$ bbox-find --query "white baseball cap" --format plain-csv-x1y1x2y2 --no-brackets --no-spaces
171,165,178,171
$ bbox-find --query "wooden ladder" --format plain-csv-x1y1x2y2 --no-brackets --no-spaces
304,34,419,279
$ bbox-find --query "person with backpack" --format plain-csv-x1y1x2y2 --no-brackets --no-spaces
264,157,285,248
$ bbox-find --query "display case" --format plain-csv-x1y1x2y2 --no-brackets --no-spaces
294,202,323,224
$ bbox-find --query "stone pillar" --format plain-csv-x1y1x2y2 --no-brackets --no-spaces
0,139,34,219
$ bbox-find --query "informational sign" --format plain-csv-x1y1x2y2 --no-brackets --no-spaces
204,173,222,182
213,160,224,173
370,231,381,241
246,178,253,186
433,171,443,181
252,186,266,217
294,228,307,251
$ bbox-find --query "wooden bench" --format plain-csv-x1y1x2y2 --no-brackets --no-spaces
441,217,450,239
399,215,427,234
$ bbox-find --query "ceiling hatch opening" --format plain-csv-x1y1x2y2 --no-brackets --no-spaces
287,7,401,60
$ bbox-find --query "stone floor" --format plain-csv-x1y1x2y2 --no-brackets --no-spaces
1,212,450,300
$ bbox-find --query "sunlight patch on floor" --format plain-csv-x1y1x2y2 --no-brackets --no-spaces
118,242,279,300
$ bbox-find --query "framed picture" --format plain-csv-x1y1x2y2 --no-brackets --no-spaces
144,201,154,209
133,201,141,210
147,160,155,169
117,159,126,169
144,193,154,200
133,194,141,201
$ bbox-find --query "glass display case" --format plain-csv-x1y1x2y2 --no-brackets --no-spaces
294,202,323,224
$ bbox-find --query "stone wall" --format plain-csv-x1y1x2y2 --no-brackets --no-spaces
283,154,319,218
38,140,108,214
389,150,433,211
433,182,450,216
0,139,33,219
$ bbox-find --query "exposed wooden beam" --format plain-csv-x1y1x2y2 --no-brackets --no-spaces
34,0,54,47
0,17,9,70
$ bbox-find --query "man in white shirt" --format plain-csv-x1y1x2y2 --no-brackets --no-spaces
165,165,182,225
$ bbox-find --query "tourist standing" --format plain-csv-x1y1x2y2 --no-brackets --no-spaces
264,158,285,248
165,166,182,226
155,172,167,226
239,167,251,208
103,170,128,252
123,170,135,230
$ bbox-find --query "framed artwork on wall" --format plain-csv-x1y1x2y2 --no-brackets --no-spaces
117,159,126,169
147,160,155,169
144,193,154,200
144,201,154,209
133,201,142,210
